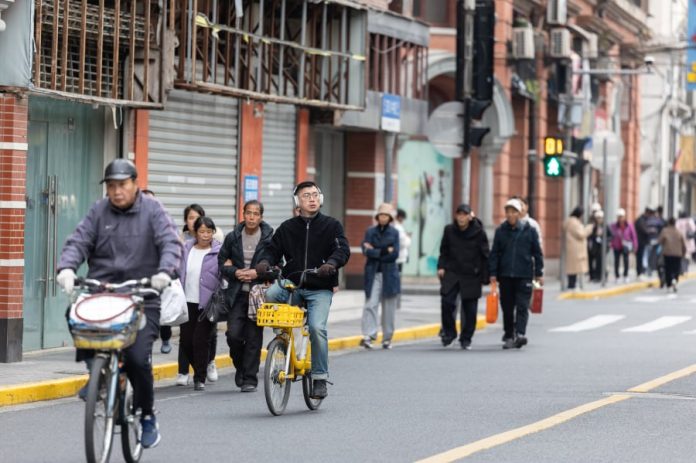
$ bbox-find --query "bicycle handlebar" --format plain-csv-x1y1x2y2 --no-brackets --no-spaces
74,277,161,296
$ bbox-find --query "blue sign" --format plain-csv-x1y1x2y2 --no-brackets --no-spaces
688,1,696,90
244,175,259,202
381,93,401,132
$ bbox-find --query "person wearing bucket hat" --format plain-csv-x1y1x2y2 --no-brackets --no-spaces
360,203,400,349
489,197,543,349
56,158,183,449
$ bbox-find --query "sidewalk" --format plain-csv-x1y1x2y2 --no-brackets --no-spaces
0,290,454,406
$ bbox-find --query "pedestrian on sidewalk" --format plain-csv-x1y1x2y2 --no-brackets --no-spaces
659,217,687,292
489,198,544,349
175,204,220,386
179,216,222,391
56,159,182,448
437,204,490,350
394,208,412,309
645,208,665,276
634,208,652,279
218,200,273,393
563,206,593,290
609,208,638,283
360,203,400,350
588,210,611,282
675,212,696,273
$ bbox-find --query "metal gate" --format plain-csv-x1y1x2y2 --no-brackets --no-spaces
262,104,297,229
148,90,239,233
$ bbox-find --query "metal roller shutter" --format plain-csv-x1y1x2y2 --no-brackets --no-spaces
148,90,239,234
262,104,297,230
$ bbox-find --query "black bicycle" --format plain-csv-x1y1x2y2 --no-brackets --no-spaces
68,278,160,463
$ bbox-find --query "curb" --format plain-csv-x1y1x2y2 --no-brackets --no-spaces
0,317,487,407
557,272,696,300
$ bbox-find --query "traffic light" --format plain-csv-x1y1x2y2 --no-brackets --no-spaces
543,136,564,178
465,0,495,152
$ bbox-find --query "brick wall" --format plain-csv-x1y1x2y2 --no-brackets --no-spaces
0,93,28,362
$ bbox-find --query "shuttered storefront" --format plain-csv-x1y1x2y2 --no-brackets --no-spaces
261,104,297,229
148,90,239,233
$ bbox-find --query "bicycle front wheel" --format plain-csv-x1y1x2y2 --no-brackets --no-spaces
120,378,143,463
264,338,291,416
85,355,115,463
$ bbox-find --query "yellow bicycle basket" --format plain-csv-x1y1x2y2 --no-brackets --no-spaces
256,303,305,328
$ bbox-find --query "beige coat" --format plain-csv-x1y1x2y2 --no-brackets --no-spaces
564,216,593,275
659,226,687,258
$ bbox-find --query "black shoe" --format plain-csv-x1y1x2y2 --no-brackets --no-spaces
234,369,243,388
194,381,205,391
311,380,327,399
240,384,257,393
359,337,373,349
502,338,516,349
515,336,528,349
441,335,456,347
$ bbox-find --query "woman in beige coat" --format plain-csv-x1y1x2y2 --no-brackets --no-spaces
563,206,593,289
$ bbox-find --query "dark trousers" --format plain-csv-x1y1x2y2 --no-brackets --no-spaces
180,303,215,383
226,291,264,387
664,256,682,287
160,326,171,342
177,322,217,375
636,243,646,276
567,274,578,289
440,283,478,344
498,277,532,339
613,249,629,278
589,250,605,281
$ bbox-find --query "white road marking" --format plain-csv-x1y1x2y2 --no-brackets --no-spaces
622,316,692,333
550,315,626,332
634,294,678,303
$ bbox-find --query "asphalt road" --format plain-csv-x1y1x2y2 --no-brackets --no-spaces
4,281,696,462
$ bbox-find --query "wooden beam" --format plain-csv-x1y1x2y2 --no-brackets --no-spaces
112,0,121,99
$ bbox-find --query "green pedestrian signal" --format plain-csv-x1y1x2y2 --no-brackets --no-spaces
543,156,564,177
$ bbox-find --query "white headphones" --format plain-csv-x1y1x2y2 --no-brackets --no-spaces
293,182,324,208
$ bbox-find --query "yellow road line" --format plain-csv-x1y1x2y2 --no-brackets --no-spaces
558,272,696,301
417,362,696,462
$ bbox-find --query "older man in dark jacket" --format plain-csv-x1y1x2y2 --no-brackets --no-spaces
437,204,490,350
56,159,182,449
489,198,544,350
218,200,273,392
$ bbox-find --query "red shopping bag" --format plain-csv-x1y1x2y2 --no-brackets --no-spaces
530,281,543,314
486,281,499,323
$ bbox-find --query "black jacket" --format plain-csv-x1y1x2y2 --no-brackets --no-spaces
437,218,490,299
260,213,350,290
489,220,543,279
218,222,274,305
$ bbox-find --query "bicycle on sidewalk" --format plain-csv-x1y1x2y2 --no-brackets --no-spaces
257,268,323,416
67,278,160,463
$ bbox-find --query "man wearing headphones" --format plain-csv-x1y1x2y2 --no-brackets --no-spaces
256,181,350,399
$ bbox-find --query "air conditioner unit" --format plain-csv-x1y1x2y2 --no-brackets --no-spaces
547,0,568,25
583,32,599,59
549,29,571,59
512,27,535,60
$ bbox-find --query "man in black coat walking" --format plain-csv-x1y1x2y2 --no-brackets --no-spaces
437,204,490,350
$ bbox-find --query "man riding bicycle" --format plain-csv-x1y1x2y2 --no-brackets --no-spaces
256,181,350,399
56,159,182,449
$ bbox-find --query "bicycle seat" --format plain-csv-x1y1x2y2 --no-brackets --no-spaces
284,282,296,291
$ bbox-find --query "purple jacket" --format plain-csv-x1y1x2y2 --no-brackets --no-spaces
609,222,638,252
179,239,221,309
58,192,182,282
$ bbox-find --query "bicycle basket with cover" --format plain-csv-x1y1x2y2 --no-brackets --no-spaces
68,293,144,350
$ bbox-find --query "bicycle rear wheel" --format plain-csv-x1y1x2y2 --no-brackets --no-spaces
120,378,143,463
85,355,115,463
263,338,291,416
302,373,323,411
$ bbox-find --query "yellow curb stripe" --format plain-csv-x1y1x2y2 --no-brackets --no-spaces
558,272,696,300
417,362,696,462
415,394,632,463
0,316,486,407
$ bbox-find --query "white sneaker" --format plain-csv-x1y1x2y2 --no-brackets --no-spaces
624,277,630,284
207,361,218,382
175,373,190,386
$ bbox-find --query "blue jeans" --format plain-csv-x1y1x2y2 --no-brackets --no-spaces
264,281,333,380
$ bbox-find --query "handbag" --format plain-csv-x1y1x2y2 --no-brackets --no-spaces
200,283,228,323
485,281,499,324
248,283,271,321
622,239,634,253
530,280,543,314
159,279,189,326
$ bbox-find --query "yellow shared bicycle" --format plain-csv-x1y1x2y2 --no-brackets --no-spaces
256,269,323,416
